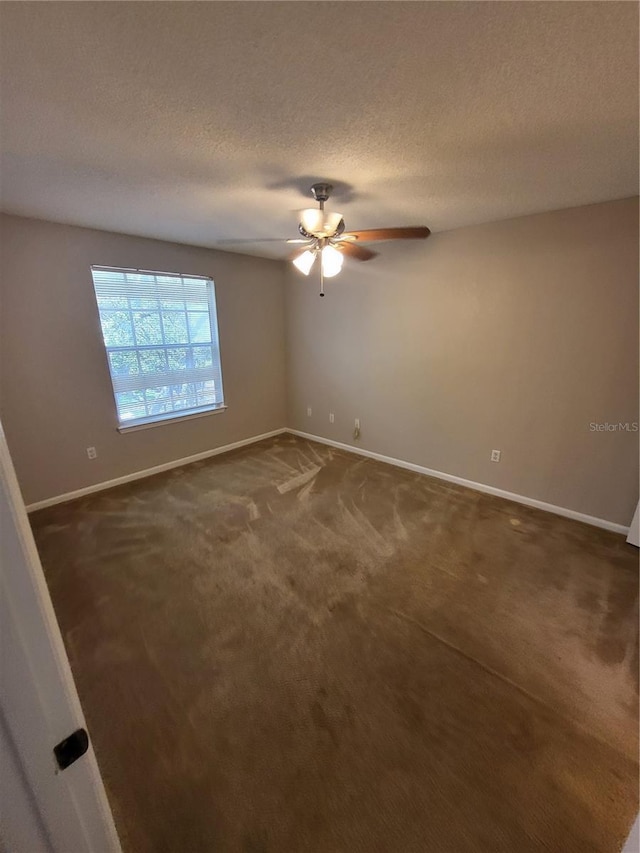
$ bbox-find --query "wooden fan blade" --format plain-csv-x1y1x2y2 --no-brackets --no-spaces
336,241,378,262
342,227,431,242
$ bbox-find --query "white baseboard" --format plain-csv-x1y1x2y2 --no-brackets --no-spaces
26,428,287,512
287,429,630,535
26,425,631,535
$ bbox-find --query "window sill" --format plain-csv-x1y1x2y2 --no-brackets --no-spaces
117,405,227,433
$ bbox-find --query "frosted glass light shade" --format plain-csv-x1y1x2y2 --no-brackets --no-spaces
321,245,344,278
292,249,316,276
299,209,343,237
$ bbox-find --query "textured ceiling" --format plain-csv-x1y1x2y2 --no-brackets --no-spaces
0,2,638,258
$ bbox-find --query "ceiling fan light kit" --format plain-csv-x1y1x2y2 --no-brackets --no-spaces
292,249,316,276
321,244,344,277
291,243,344,287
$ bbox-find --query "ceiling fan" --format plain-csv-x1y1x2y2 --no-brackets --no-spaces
221,183,431,296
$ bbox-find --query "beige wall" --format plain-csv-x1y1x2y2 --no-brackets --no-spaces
2,200,638,524
285,198,639,526
0,215,287,505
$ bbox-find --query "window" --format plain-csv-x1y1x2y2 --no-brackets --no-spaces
91,266,225,429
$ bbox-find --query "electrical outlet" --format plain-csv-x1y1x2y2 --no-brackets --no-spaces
329,413,335,424
491,449,501,463
307,406,312,417
87,446,97,460
354,418,360,429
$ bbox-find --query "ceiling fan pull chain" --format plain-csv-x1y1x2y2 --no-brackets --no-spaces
320,264,325,297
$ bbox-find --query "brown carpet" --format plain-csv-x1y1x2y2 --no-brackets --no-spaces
30,434,638,853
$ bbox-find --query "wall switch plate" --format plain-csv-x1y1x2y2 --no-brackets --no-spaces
87,447,97,460
355,418,360,429
329,413,335,423
307,406,312,417
491,449,501,462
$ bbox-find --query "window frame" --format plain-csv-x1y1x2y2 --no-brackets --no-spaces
91,265,227,432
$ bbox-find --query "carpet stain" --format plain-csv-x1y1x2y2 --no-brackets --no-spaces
30,434,639,853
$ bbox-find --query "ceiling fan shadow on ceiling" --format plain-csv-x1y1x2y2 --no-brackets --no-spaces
218,183,431,296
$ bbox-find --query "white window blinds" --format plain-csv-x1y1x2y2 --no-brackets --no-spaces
91,266,225,428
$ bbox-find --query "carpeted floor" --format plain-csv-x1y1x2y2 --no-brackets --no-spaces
30,434,638,853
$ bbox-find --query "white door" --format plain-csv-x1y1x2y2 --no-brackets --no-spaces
0,420,121,853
